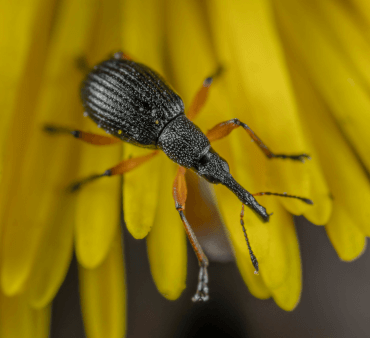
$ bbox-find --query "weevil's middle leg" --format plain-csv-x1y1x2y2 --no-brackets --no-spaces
44,125,121,146
206,119,310,162
187,66,224,122
70,151,159,191
173,166,209,302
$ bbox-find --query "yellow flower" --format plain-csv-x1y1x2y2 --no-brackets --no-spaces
1,0,370,337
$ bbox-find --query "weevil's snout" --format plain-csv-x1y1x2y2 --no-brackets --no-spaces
224,176,270,222
193,148,269,222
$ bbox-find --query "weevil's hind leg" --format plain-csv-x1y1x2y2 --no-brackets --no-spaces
70,151,159,191
187,66,224,122
44,125,121,146
173,167,209,302
206,119,310,162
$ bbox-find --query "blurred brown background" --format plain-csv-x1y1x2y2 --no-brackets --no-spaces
50,215,370,338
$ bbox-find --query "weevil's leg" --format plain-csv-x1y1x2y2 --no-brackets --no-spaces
70,151,159,191
173,166,209,302
44,125,121,146
240,204,259,274
75,56,91,74
187,66,224,122
113,51,133,61
252,192,313,205
206,119,310,162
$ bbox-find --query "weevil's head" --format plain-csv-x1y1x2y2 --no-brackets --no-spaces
193,147,231,184
193,147,269,222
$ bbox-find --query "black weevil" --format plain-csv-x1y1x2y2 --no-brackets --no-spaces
45,51,312,302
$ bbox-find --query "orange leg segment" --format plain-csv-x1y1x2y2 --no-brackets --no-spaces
44,125,121,146
187,66,223,122
173,166,209,302
70,151,159,191
207,118,310,162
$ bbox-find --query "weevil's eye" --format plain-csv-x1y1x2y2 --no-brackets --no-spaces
198,153,211,166
221,160,230,173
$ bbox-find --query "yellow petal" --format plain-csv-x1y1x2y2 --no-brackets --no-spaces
326,205,366,262
301,151,332,226
75,122,122,268
164,0,217,102
0,293,51,338
350,0,370,38
0,0,56,170
123,144,161,239
121,0,165,72
215,185,270,299
0,0,57,250
258,199,296,290
147,158,187,300
25,196,74,308
0,0,99,296
120,0,166,239
274,0,370,172
79,228,126,338
312,0,370,91
269,216,302,311
75,0,125,269
288,59,370,239
209,0,310,215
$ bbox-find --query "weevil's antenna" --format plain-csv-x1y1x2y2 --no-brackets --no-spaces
252,192,313,205
240,204,259,274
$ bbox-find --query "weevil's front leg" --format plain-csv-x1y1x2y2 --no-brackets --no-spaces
173,166,209,302
70,151,159,191
44,125,121,146
207,119,310,162
187,66,223,122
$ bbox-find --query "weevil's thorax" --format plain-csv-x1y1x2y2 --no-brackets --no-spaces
158,115,211,168
80,58,184,148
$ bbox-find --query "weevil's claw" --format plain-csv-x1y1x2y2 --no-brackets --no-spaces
43,125,70,134
69,182,82,193
192,266,209,302
68,172,109,193
297,154,311,163
273,153,311,162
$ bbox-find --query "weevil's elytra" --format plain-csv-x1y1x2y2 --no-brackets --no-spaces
81,58,185,148
46,52,312,302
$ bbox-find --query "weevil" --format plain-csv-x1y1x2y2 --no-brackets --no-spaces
45,51,312,302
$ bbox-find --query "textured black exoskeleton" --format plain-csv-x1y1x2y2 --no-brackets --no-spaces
81,54,269,221
45,51,313,303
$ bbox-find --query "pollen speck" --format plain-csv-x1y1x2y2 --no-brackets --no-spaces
118,130,122,135
347,78,355,86
155,120,159,125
